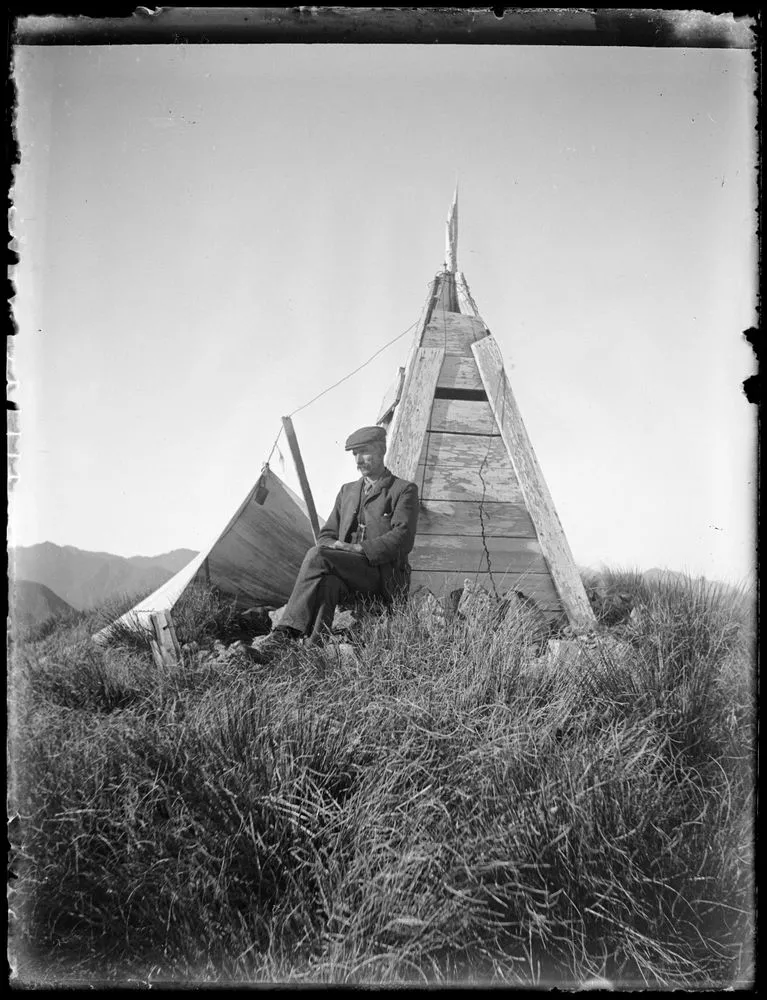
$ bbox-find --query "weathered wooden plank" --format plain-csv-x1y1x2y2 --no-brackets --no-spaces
416,500,537,538
431,274,458,312
472,336,596,630
382,274,442,429
418,431,507,469
417,431,522,504
436,355,484,391
282,416,321,542
410,570,563,611
149,611,181,667
421,312,488,356
455,270,480,317
385,347,444,482
379,279,483,434
377,366,406,424
418,463,524,503
429,398,497,435
411,534,547,574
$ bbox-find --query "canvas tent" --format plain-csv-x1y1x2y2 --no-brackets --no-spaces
93,464,316,643
379,191,596,630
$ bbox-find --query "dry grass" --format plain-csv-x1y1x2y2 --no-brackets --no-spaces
8,570,755,987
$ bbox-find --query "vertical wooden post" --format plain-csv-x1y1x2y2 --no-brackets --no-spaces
149,611,181,667
282,416,321,542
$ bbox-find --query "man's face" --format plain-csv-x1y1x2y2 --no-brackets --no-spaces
353,443,386,479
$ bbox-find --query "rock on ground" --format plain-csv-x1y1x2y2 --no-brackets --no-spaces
537,634,633,670
331,608,357,633
322,639,360,668
411,586,450,632
240,606,274,633
268,606,287,628
457,579,495,624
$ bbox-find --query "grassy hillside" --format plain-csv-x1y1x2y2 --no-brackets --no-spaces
9,572,754,988
11,579,76,628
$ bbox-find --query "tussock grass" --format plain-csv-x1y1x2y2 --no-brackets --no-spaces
13,607,88,645
167,584,243,646
9,570,755,987
582,566,653,627
95,584,266,655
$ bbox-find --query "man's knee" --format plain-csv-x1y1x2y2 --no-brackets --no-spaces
301,544,330,571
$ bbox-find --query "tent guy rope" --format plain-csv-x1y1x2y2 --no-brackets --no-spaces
265,316,420,465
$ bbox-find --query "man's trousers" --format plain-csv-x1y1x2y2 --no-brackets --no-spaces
278,545,385,643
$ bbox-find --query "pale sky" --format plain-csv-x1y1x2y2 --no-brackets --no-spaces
10,43,757,585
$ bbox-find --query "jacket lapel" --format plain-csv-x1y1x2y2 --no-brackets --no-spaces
362,469,394,507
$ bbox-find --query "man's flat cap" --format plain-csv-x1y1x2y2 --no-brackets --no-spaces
345,425,387,451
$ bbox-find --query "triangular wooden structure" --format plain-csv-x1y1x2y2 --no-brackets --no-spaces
93,465,316,643
379,191,596,630
96,194,594,648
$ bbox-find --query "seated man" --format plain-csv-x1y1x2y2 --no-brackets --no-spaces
252,425,419,661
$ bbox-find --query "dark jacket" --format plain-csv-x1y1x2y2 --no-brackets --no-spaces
318,469,419,598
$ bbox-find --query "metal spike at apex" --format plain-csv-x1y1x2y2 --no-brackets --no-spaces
445,184,459,273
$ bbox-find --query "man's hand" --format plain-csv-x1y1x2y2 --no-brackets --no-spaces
317,538,363,554
330,540,364,554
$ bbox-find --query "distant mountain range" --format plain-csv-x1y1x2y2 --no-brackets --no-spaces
10,542,198,615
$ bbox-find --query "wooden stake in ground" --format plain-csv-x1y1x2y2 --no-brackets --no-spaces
149,611,181,668
282,415,321,543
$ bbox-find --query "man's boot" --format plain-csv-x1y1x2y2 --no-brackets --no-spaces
248,626,301,664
